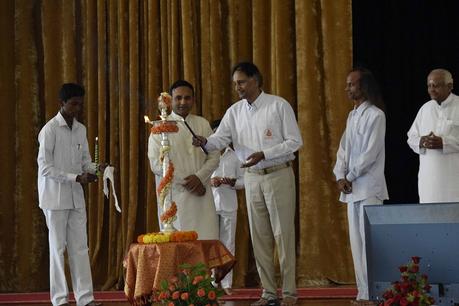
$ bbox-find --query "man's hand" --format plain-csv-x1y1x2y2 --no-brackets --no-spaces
420,132,443,150
183,174,206,196
98,162,109,173
241,152,265,168
76,173,98,184
221,177,237,187
210,177,222,187
192,135,207,147
337,178,352,194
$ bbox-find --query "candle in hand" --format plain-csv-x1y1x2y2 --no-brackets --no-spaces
95,136,99,175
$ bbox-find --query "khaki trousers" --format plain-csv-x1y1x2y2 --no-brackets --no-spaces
244,166,296,300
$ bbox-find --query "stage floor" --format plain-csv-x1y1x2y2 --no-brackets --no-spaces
0,287,357,305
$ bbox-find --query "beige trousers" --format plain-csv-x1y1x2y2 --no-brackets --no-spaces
244,166,296,300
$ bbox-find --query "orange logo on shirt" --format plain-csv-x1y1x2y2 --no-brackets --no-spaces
265,128,272,139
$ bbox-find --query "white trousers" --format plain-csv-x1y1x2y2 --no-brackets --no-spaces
217,210,237,289
245,167,296,300
43,208,95,306
347,197,382,300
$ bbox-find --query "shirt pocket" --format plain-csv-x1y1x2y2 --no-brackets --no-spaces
443,119,459,138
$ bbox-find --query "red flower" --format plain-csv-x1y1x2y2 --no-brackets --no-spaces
168,285,176,292
168,303,174,306
197,288,206,297
411,256,421,264
399,297,409,306
399,265,408,273
192,275,204,285
424,284,431,291
208,290,217,300
172,291,180,300
181,292,189,300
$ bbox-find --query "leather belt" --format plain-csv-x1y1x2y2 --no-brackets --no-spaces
247,161,292,175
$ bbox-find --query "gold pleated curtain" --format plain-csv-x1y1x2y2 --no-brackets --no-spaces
0,0,353,292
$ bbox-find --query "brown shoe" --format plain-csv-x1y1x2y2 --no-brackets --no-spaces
281,296,297,306
85,302,102,306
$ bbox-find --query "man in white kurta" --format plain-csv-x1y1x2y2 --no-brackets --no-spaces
333,68,388,301
37,84,101,306
193,62,303,306
210,146,245,293
148,80,219,240
407,69,459,203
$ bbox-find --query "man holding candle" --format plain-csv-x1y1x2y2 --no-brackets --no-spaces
192,62,303,306
148,80,220,239
37,83,102,306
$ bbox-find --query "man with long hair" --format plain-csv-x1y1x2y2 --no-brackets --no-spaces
333,68,389,302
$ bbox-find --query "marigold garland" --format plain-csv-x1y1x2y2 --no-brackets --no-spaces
157,162,174,208
151,121,179,134
136,230,198,244
160,202,177,223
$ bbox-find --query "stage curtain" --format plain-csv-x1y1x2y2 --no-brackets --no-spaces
0,0,353,292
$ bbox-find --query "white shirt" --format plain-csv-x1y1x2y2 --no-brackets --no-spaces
37,112,96,209
333,102,388,203
205,92,303,169
407,93,459,203
211,147,244,212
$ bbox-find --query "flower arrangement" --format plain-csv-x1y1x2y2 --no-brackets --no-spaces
153,262,223,306
137,230,198,244
379,256,435,306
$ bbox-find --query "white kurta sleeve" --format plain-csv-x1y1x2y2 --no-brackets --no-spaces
407,109,426,155
333,130,348,181
195,121,220,182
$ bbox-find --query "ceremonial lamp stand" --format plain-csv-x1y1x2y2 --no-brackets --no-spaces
145,92,179,232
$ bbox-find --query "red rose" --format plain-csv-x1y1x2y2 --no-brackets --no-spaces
208,290,217,300
399,265,408,273
400,297,409,306
197,288,206,297
172,291,180,300
192,275,204,285
181,292,189,300
424,284,431,292
411,256,421,264
383,290,394,299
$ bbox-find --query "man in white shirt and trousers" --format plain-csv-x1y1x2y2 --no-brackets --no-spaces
333,68,388,303
407,69,459,203
37,83,102,306
209,119,245,295
193,62,303,306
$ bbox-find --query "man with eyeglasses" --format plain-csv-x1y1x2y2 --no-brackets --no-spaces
407,69,459,203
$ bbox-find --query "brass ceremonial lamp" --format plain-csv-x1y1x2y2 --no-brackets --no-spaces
145,93,179,232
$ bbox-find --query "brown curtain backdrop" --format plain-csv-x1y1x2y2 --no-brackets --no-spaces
0,0,353,292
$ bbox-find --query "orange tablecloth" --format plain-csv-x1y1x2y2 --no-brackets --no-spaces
123,240,235,305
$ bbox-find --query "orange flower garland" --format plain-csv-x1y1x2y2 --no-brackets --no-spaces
170,231,198,242
151,121,179,134
160,202,177,223
157,161,174,208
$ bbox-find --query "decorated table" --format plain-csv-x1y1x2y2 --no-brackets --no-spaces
123,240,235,304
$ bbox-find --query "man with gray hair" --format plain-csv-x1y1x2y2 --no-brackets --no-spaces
407,69,459,203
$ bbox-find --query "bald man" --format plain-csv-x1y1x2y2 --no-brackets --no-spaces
407,69,459,203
